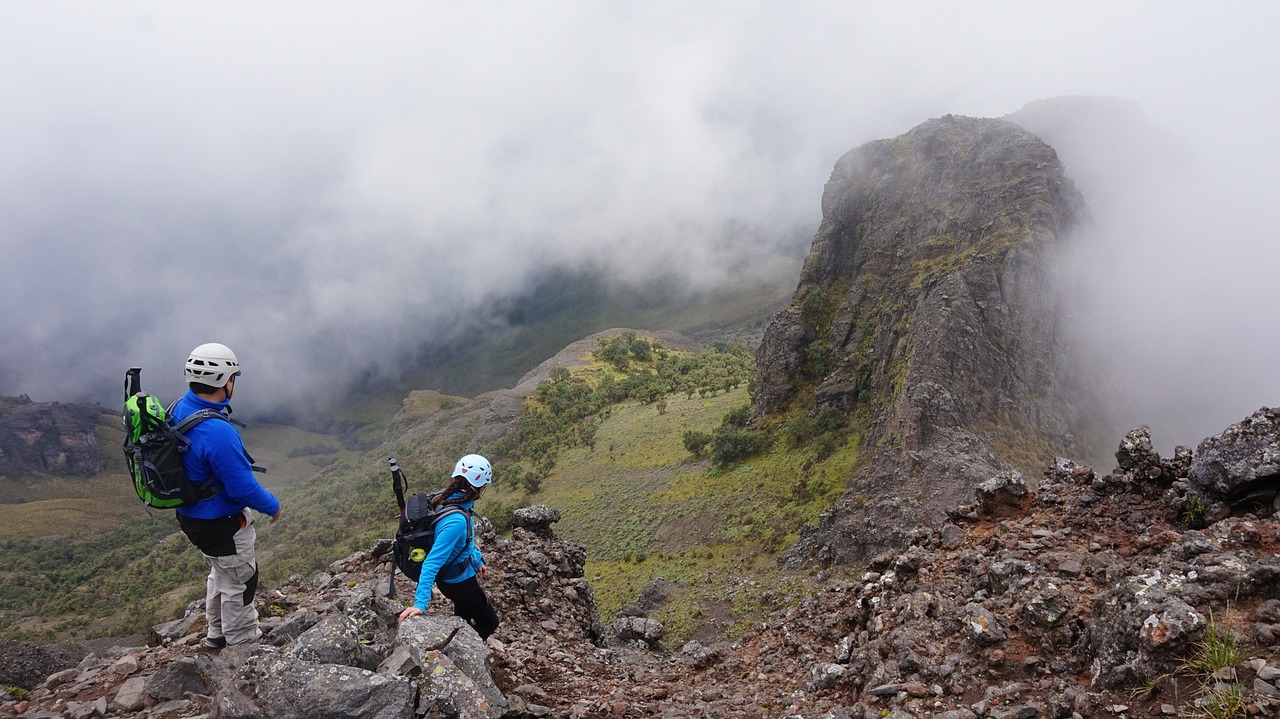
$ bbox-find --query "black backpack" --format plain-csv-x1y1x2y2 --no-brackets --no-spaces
121,367,260,509
388,458,472,583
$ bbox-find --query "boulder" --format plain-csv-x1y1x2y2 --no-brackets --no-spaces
235,646,415,719
1187,407,1280,513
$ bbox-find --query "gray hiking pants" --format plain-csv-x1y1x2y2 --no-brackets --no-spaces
198,509,261,645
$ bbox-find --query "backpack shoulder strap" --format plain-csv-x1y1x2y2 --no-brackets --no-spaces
170,408,229,434
168,404,265,474
432,505,473,567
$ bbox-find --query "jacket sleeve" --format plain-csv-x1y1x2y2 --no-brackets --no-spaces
200,420,280,517
412,512,468,611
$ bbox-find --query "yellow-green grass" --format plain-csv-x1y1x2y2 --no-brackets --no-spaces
588,546,805,643
0,473,140,539
501,385,856,643
0,495,141,540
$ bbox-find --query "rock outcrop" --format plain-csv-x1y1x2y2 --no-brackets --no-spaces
755,114,1094,566
0,396,110,477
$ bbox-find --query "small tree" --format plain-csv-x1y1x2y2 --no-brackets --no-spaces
683,430,712,457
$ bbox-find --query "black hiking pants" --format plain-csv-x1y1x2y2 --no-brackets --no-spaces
437,575,500,640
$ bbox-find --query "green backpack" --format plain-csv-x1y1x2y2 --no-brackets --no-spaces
121,367,232,509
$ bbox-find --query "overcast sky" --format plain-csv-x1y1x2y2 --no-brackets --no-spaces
2,2,1276,449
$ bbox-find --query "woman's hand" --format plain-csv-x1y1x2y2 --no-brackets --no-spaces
398,606,424,624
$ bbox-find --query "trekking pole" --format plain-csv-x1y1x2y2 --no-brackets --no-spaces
389,457,407,516
387,457,406,598
387,556,397,598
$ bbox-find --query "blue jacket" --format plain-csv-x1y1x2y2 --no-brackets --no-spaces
171,390,280,521
412,494,485,611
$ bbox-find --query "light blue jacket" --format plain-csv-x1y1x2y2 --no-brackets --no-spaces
412,495,485,611
171,391,280,521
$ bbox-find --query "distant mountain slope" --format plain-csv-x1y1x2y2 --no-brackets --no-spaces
756,114,1100,566
383,262,798,402
0,396,112,478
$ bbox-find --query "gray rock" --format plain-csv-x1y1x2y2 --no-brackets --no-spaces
964,604,1007,646
236,646,415,719
939,523,966,549
399,615,507,718
1253,677,1280,699
805,662,847,690
1187,407,1280,506
975,470,1032,517
111,675,150,713
106,654,140,676
376,645,422,677
145,655,216,701
512,505,562,537
613,616,665,646
266,609,321,647
149,614,201,646
1087,570,1205,687
211,684,261,719
1116,426,1161,476
288,612,381,670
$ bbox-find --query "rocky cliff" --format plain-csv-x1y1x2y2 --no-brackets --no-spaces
755,114,1096,566
0,396,110,477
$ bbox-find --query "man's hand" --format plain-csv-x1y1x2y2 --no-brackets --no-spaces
478,564,487,579
270,510,281,524
398,606,424,624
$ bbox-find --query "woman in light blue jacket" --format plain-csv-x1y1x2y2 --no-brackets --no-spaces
396,454,500,639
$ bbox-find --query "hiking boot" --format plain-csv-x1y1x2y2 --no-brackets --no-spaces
201,636,227,650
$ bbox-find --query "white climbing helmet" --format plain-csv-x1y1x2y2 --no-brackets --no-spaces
185,343,240,388
452,454,493,488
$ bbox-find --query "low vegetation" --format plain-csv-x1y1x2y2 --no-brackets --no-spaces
1177,614,1248,719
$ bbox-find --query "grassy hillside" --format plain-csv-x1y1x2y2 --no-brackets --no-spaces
527,389,857,640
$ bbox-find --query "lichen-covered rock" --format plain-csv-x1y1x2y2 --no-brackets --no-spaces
288,613,381,670
398,616,505,719
235,646,415,719
974,470,1032,518
1087,570,1205,688
1116,426,1162,477
1188,407,1280,511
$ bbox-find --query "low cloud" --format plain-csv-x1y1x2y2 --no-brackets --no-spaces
2,3,1277,447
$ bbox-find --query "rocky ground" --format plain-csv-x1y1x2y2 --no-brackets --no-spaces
5,413,1280,718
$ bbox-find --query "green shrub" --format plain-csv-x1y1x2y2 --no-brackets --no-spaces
722,404,753,429
711,428,768,468
682,430,712,457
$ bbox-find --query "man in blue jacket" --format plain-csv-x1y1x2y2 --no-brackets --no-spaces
173,343,281,648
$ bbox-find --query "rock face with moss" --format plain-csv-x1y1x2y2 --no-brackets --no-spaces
756,114,1094,566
